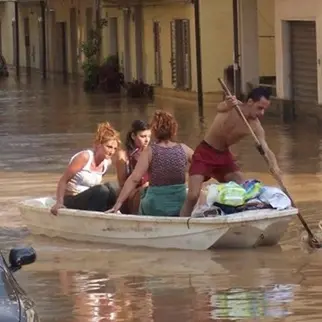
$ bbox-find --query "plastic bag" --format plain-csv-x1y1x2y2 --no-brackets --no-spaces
206,182,247,207
242,179,263,200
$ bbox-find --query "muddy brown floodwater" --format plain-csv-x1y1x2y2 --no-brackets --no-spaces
1,75,322,321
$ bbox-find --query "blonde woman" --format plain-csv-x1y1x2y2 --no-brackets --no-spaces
51,122,120,215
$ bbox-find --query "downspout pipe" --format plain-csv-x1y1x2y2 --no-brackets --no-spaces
232,0,241,98
193,0,204,118
14,1,20,77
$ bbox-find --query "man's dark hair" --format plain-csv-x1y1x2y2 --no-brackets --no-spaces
246,87,270,102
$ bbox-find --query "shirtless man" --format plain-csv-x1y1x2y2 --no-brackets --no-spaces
179,87,281,217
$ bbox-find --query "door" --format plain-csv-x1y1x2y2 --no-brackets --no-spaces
55,22,68,76
170,19,191,90
24,18,31,72
290,21,318,109
85,7,93,40
123,9,131,82
48,10,56,72
109,17,118,56
12,20,17,66
38,17,44,72
153,21,162,85
134,6,143,80
70,8,78,75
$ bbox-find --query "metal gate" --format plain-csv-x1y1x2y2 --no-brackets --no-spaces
170,19,191,90
153,21,162,85
290,21,318,106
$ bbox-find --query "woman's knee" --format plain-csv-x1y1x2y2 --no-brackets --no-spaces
89,184,115,205
92,184,110,196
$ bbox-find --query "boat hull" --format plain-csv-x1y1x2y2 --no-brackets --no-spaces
18,197,297,250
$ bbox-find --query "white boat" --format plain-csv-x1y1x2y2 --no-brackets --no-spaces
18,197,298,251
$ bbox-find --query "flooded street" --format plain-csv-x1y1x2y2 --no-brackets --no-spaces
2,75,322,321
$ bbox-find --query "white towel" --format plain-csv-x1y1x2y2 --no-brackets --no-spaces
259,186,291,210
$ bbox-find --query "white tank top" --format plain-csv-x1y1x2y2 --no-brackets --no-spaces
66,149,111,195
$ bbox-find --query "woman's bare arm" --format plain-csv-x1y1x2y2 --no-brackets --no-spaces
114,149,128,188
112,147,151,211
55,152,89,204
181,143,194,163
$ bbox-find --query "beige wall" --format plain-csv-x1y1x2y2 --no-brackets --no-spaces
200,0,234,92
275,0,321,101
143,3,194,89
258,0,275,77
141,0,274,93
141,0,234,93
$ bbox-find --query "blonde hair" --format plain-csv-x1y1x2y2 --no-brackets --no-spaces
94,122,121,146
150,110,178,141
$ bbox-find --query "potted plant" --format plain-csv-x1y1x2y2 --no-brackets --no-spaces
79,18,108,91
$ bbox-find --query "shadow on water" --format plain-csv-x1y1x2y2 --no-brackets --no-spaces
2,76,322,320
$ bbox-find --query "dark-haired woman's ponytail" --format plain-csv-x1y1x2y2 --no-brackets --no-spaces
125,130,135,152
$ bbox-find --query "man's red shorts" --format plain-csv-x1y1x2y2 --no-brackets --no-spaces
189,140,239,182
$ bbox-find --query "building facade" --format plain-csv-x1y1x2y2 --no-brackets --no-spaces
0,0,275,102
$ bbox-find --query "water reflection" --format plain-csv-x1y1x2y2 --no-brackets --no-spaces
9,237,313,321
21,268,298,322
210,284,295,320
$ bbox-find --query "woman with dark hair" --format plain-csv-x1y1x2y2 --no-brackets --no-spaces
109,110,194,217
115,120,151,213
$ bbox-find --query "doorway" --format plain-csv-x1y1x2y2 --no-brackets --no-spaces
109,17,118,56
70,8,77,75
123,10,131,82
85,7,93,40
55,22,68,77
12,20,17,66
24,17,31,73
